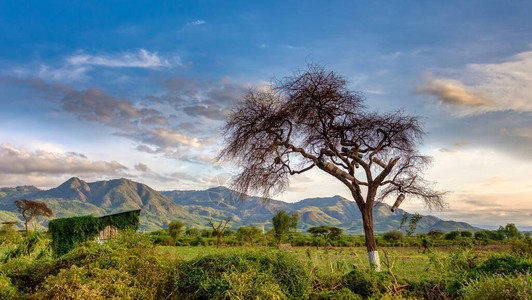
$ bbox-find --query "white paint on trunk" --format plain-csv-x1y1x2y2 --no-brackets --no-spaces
368,250,381,271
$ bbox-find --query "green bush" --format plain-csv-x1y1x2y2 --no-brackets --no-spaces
173,250,311,299
461,273,532,300
309,288,362,300
0,272,22,299
473,253,532,275
343,267,392,298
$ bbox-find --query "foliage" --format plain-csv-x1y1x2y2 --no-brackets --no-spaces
383,230,403,243
473,252,532,275
504,223,523,239
289,212,299,233
2,230,170,299
406,213,422,237
0,271,21,299
173,250,311,299
309,288,362,300
460,230,473,238
14,199,53,237
308,226,344,243
445,231,461,240
461,273,532,300
236,226,262,246
48,210,140,256
511,235,532,258
343,267,393,298
168,221,185,245
272,210,290,246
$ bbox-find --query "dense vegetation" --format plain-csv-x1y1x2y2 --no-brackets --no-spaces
1,222,531,299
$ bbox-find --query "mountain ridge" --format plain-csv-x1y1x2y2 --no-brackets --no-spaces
0,177,480,234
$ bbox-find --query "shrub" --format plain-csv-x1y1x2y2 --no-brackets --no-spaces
343,267,392,298
473,253,532,276
511,236,532,258
444,231,460,240
383,230,403,242
461,273,532,300
0,272,22,299
173,250,311,299
309,288,362,300
30,265,135,299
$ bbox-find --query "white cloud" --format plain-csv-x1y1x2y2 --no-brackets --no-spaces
67,49,177,68
0,143,127,175
418,48,532,115
186,20,206,26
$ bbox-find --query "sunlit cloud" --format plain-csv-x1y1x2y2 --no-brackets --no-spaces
418,48,532,115
0,143,127,175
416,77,493,107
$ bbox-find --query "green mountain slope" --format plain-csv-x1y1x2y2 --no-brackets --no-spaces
0,178,480,234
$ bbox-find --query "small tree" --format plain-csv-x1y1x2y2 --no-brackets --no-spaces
272,210,290,247
383,230,403,246
168,221,185,245
406,213,423,237
504,223,522,239
219,64,446,270
236,226,262,246
208,218,231,248
308,225,343,244
14,199,53,237
289,212,299,233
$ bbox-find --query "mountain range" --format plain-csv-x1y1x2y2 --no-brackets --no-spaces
0,177,480,234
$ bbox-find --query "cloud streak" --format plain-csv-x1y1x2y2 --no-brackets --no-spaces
67,49,176,68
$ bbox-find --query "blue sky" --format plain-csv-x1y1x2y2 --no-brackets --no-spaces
1,1,532,227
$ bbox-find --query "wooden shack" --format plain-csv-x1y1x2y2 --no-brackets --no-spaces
96,209,141,243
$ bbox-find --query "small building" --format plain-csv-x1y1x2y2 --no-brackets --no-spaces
95,210,141,243
49,209,141,256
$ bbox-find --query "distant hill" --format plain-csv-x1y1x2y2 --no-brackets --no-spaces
0,178,481,233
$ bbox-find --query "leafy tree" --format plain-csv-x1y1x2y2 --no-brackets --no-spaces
428,229,444,239
272,210,290,247
289,212,299,233
445,231,460,240
168,221,184,245
185,228,200,237
208,218,231,248
383,230,403,245
406,213,423,237
460,230,473,238
504,223,522,239
219,64,446,270
236,226,262,246
328,226,343,240
14,199,53,237
308,225,343,243
201,229,213,238
474,230,490,241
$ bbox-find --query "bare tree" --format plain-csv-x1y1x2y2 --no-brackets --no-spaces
14,199,53,237
218,64,446,270
208,218,231,248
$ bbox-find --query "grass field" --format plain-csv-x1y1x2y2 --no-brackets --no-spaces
0,232,528,299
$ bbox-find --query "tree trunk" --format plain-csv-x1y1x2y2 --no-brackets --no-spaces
361,206,381,271
216,234,221,248
24,220,29,238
